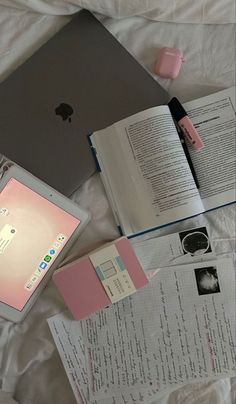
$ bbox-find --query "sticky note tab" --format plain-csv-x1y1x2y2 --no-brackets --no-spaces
89,244,136,303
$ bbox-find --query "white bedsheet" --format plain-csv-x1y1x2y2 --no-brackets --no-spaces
0,4,235,404
1,0,235,22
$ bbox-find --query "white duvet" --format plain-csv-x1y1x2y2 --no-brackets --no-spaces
0,1,235,403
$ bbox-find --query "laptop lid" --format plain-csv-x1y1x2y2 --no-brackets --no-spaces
0,10,168,196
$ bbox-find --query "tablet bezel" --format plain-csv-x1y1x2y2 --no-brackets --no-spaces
0,165,90,322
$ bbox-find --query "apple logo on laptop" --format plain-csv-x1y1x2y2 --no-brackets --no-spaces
55,103,73,122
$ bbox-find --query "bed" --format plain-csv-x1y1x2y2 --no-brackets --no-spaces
0,1,235,403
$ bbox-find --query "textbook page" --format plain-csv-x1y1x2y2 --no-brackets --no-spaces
183,87,236,211
92,124,158,235
81,258,236,398
92,105,204,236
115,105,204,233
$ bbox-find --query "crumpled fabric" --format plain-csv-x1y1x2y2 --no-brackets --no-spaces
0,0,235,22
0,392,18,404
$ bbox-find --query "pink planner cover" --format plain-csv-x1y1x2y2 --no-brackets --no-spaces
53,237,148,320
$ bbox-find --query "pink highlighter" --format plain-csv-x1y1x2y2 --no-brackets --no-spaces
168,97,205,151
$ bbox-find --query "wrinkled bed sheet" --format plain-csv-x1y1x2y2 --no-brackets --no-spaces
0,4,235,404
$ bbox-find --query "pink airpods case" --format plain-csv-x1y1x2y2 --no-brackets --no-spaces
154,47,184,79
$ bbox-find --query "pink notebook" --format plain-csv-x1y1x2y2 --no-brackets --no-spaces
53,237,148,320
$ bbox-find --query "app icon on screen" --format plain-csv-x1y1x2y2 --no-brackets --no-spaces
44,255,51,263
31,275,38,283
49,249,56,255
53,242,61,249
0,207,9,216
25,282,33,290
34,268,42,277
39,262,48,270
57,234,66,242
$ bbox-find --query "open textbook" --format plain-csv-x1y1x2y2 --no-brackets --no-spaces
89,87,236,236
48,257,236,404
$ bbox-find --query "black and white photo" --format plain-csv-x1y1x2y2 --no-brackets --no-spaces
194,266,220,295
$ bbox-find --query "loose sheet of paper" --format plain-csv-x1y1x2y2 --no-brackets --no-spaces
48,312,87,404
81,258,235,398
48,257,235,403
48,312,160,404
131,226,216,270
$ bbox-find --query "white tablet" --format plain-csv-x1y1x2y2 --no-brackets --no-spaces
0,165,90,322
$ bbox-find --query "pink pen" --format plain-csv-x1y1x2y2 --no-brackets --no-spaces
168,97,205,151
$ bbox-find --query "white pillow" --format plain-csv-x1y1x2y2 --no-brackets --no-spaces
0,0,235,22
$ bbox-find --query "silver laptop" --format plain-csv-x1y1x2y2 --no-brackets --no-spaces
0,10,168,196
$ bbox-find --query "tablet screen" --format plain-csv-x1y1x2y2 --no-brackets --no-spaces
0,178,80,311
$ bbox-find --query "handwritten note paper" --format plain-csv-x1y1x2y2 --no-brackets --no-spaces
48,313,160,404
48,257,235,403
81,258,235,398
131,226,216,270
